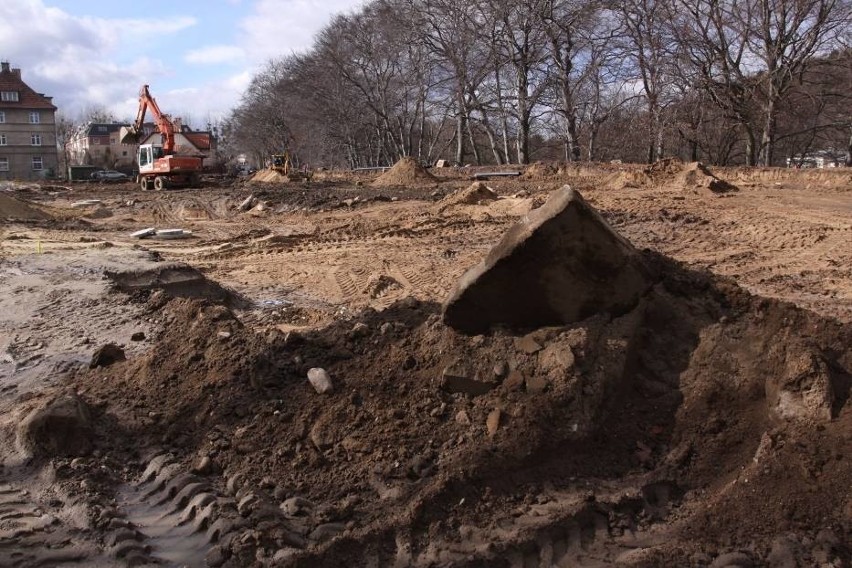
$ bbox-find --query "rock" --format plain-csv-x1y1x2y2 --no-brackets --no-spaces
238,194,256,211
280,497,314,518
514,334,542,354
455,410,471,426
272,548,299,563
709,551,753,568
525,376,548,393
443,186,652,333
504,370,525,391
486,409,501,436
309,420,335,449
767,536,799,568
493,361,508,379
130,331,145,341
307,368,333,394
350,322,369,338
309,522,345,542
440,362,496,396
17,392,93,457
191,456,213,475
538,343,575,375
89,343,126,368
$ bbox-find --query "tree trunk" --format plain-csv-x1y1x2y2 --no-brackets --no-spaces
455,91,466,166
744,126,756,167
760,96,776,166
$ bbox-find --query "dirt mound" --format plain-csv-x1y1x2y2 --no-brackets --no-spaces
78,261,852,566
104,264,245,306
372,156,437,187
674,161,738,193
645,156,685,176
252,169,291,183
439,182,498,207
0,193,53,221
16,392,93,458
522,161,560,180
444,186,652,332
603,170,652,189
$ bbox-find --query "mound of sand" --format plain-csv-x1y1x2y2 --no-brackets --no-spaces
372,156,437,187
674,161,738,193
646,156,685,177
0,193,52,221
603,170,652,190
440,182,498,207
522,161,560,180
251,169,290,183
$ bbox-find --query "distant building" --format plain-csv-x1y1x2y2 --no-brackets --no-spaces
68,117,217,171
67,122,135,170
0,61,58,180
787,149,847,169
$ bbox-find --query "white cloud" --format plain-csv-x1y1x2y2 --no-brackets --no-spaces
0,0,195,119
238,0,364,63
185,45,246,65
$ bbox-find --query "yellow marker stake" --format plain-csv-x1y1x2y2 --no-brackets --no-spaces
37,239,42,254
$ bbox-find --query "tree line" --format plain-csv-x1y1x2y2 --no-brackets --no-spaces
223,0,852,168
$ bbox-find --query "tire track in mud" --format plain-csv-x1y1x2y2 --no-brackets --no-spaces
0,479,94,567
181,214,516,310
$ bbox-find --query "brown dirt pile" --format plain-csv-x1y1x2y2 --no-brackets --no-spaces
439,182,498,208
0,193,53,221
373,157,437,187
522,161,560,180
603,170,652,189
78,259,852,565
673,161,738,193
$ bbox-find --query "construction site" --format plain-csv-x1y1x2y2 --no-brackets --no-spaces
0,157,849,567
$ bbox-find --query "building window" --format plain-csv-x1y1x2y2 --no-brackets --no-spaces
0,158,8,171
31,134,42,146
0,111,5,123
0,134,5,146
32,156,43,171
29,111,40,124
1,91,19,102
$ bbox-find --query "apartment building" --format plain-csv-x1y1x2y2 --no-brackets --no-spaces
67,122,136,170
0,61,58,181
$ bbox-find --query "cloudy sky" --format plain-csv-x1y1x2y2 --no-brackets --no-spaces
0,0,363,126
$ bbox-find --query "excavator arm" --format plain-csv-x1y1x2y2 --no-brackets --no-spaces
119,85,176,154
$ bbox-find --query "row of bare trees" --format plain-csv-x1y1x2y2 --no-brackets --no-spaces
224,0,852,168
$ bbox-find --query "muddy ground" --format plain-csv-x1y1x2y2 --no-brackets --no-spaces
0,161,850,567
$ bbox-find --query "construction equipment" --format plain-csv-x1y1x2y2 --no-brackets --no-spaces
270,150,311,181
120,85,202,190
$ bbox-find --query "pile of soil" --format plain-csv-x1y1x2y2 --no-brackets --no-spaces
372,157,437,187
0,193,53,221
439,182,498,208
76,193,852,566
645,156,685,177
251,169,290,183
522,161,560,180
673,162,738,194
603,170,652,190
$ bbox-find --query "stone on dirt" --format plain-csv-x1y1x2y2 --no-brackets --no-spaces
486,409,501,436
280,496,314,518
440,362,496,396
89,343,126,368
17,392,93,457
443,186,652,333
307,367,334,394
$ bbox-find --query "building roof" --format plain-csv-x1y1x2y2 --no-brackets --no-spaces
0,62,57,110
184,132,212,151
83,123,125,136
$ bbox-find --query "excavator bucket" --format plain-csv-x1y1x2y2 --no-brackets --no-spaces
119,125,140,144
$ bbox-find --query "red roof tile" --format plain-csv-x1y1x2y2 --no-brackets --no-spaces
0,64,57,110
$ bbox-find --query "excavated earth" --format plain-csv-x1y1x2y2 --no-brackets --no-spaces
0,161,850,567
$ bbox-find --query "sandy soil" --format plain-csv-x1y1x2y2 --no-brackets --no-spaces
0,162,849,567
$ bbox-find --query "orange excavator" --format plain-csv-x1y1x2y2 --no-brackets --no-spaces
120,85,202,190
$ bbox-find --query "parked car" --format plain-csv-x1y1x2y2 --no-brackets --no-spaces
91,170,130,182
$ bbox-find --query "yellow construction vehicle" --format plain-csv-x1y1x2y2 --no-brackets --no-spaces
270,151,311,180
